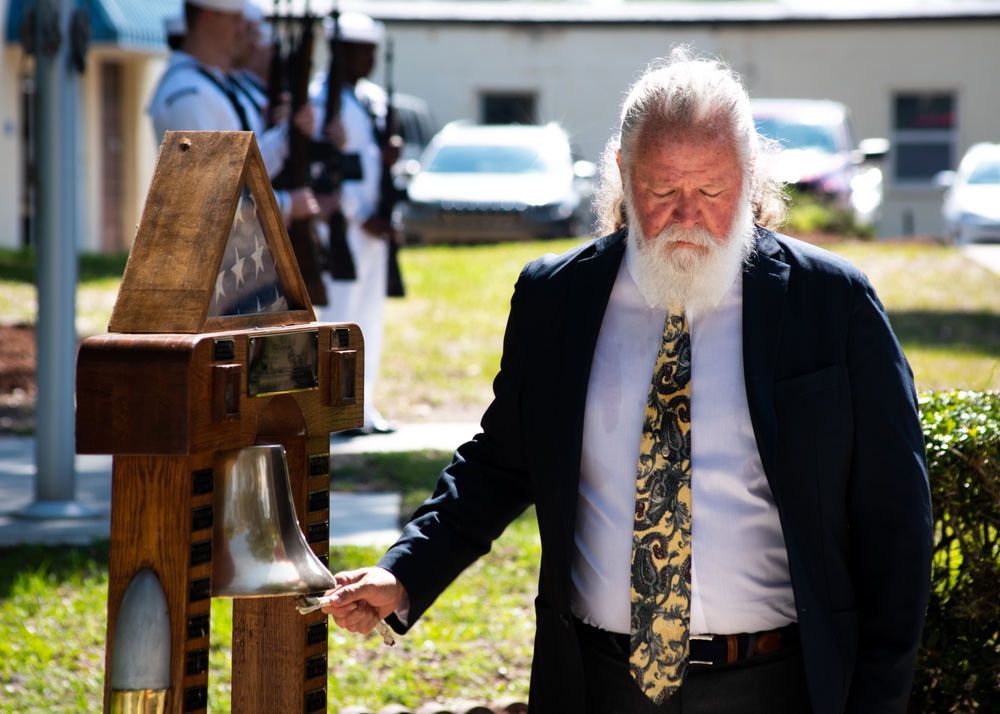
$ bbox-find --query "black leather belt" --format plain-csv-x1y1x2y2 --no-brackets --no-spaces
689,623,799,665
574,617,799,667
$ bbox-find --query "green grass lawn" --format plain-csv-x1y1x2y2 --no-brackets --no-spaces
380,238,1000,423
0,451,538,711
833,241,1000,392
2,236,1000,710
4,237,1000,408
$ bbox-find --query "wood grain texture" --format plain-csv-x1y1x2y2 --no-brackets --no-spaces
86,322,362,713
102,453,214,713
77,324,364,455
110,131,314,335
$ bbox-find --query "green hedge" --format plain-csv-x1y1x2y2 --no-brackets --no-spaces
912,390,1000,711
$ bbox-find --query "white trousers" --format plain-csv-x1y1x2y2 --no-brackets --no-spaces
317,225,388,427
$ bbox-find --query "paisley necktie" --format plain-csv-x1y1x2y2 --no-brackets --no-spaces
630,310,693,703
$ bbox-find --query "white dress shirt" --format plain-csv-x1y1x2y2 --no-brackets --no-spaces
570,248,797,636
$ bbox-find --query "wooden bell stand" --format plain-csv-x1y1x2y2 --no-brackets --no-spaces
76,132,363,713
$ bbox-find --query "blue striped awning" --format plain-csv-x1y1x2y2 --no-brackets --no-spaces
6,0,182,52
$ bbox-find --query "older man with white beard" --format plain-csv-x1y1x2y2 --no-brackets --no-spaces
319,48,932,714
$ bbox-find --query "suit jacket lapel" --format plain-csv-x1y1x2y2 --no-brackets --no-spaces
556,232,626,547
742,228,790,481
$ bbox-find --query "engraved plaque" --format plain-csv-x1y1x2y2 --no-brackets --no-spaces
247,330,319,396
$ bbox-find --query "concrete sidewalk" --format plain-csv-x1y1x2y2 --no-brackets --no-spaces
0,421,478,547
961,244,1000,276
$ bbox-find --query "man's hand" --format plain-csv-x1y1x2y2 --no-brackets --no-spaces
292,102,316,139
288,187,319,219
323,117,347,150
360,215,400,242
320,566,407,634
383,134,403,168
315,192,342,222
269,91,292,127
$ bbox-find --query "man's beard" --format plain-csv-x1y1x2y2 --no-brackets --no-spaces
625,190,756,314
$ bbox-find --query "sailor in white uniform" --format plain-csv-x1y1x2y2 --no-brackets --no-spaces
310,12,398,434
147,0,316,220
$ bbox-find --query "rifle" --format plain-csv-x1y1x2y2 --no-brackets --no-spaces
318,7,358,281
271,10,328,306
378,36,405,298
266,12,286,128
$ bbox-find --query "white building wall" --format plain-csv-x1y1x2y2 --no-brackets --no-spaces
388,23,722,164
2,7,999,250
384,18,1000,238
128,55,168,247
0,31,166,254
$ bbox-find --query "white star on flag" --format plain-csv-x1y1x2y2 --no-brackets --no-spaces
251,236,266,277
214,270,226,304
230,248,246,288
208,186,289,317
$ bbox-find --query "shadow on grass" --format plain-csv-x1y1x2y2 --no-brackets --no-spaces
0,539,109,599
887,309,1000,353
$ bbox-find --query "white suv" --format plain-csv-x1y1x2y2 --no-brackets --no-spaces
401,121,596,244
936,142,1000,244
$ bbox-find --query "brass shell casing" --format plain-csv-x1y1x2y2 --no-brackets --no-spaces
109,689,168,714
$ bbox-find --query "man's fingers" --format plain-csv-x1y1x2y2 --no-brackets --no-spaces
322,570,379,612
322,567,404,630
328,600,382,633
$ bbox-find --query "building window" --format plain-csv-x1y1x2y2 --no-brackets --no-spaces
482,93,536,125
892,93,956,183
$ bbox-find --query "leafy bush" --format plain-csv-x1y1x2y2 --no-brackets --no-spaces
912,390,1000,711
783,187,876,239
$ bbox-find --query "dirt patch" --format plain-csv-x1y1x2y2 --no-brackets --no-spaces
0,323,37,434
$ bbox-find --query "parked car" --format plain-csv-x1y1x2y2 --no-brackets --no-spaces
936,142,1000,244
751,98,889,226
400,121,596,244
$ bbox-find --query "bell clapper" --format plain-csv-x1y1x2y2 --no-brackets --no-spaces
294,594,396,647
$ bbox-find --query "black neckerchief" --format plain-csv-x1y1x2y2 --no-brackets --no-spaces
195,67,252,132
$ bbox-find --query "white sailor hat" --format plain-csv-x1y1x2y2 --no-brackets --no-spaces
186,0,246,14
164,14,186,36
327,11,384,45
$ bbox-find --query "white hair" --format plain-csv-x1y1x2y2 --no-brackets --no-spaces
593,47,787,236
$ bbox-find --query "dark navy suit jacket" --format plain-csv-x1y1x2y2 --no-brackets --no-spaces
380,227,932,713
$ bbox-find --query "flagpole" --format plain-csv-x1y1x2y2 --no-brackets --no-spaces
16,0,97,520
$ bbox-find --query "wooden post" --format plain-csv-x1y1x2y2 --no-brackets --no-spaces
76,132,363,714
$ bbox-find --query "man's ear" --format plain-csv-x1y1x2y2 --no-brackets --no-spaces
616,149,625,184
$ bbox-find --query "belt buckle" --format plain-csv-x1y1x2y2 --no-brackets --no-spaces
688,633,717,667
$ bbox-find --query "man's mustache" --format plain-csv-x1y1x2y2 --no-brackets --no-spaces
657,225,720,248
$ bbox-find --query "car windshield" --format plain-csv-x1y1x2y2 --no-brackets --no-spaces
754,117,839,153
425,144,556,174
968,159,1000,185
